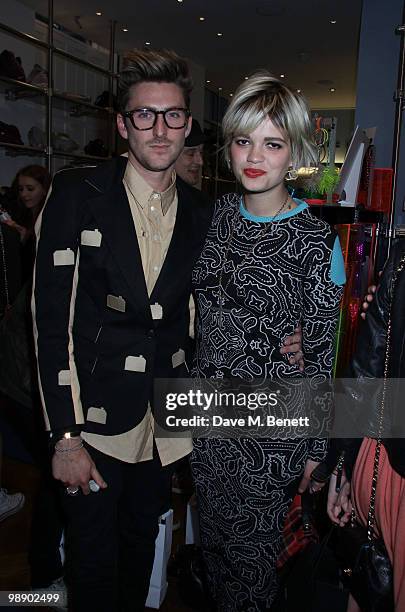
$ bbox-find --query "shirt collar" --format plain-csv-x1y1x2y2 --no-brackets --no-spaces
123,156,177,216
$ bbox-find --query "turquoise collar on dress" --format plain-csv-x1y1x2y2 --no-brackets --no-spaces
239,197,308,223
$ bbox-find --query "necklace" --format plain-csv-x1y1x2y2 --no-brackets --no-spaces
217,192,290,328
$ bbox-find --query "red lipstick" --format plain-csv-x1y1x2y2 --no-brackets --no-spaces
243,168,266,178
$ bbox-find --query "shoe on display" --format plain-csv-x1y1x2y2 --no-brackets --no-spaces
0,50,26,81
52,132,79,153
0,488,25,522
84,138,108,157
95,90,118,110
27,64,48,88
28,126,46,149
0,120,24,145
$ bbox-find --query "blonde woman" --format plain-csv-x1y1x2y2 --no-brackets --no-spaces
190,72,345,611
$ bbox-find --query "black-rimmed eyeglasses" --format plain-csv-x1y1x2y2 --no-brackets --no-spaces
122,107,190,130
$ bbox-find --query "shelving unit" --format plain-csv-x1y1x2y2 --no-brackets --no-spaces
0,1,117,183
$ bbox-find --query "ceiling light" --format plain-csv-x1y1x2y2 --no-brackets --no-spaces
122,28,128,32
199,17,205,21
229,93,233,97
244,76,249,80
177,0,183,3
145,41,151,45
280,73,285,78
96,12,102,16
206,80,211,83
217,32,223,36
330,19,337,24
218,87,223,91
297,89,302,93
330,87,336,92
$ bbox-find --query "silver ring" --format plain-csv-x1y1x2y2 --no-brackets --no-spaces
66,485,80,496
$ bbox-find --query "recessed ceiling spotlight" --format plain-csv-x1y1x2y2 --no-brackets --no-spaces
330,87,336,92
199,16,205,21
297,89,302,93
280,73,285,78
177,0,183,3
229,93,233,97
122,28,128,32
96,12,102,16
330,19,337,24
244,76,249,80
145,41,151,45
217,32,223,36
206,80,211,83
218,87,223,91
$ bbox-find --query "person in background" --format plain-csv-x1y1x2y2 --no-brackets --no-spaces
4,166,51,281
190,71,345,611
175,118,205,187
6,165,51,242
327,239,405,612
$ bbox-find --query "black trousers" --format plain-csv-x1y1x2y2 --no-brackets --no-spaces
61,445,173,612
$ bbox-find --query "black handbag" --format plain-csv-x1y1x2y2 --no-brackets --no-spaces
332,257,405,612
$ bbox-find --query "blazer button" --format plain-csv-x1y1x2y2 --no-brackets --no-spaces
147,329,155,339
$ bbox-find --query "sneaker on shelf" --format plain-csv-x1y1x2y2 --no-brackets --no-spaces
0,488,25,522
41,576,68,611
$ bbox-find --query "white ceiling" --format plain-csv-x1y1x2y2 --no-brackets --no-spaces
22,0,362,109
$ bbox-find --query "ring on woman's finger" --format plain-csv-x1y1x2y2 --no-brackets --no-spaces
66,485,80,496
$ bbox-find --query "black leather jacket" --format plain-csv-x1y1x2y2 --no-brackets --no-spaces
336,239,405,478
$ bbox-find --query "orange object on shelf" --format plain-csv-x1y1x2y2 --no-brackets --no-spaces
370,168,393,213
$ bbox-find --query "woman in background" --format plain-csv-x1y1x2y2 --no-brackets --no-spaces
5,165,51,279
190,72,345,611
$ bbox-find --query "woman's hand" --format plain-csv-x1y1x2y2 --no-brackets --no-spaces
327,471,352,526
4,219,28,242
280,325,304,372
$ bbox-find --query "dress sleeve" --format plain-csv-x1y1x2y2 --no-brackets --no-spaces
302,231,345,460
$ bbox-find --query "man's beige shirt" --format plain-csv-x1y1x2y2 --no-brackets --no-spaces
82,158,193,465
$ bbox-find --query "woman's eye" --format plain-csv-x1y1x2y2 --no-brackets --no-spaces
235,138,249,146
266,142,282,149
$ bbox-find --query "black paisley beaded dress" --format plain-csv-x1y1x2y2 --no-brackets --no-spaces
190,194,345,612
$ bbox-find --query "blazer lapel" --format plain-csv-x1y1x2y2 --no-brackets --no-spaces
86,159,152,325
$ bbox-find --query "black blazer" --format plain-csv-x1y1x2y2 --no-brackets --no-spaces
33,156,212,436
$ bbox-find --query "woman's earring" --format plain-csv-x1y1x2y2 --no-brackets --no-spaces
285,166,298,181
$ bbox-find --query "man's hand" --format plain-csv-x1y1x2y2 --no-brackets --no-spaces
280,325,304,372
327,471,352,526
52,439,107,495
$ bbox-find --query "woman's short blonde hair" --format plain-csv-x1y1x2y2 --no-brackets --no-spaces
222,71,317,170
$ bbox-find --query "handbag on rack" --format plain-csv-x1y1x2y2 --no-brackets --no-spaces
331,256,405,612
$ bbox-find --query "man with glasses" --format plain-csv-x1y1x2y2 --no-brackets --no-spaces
32,49,212,612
